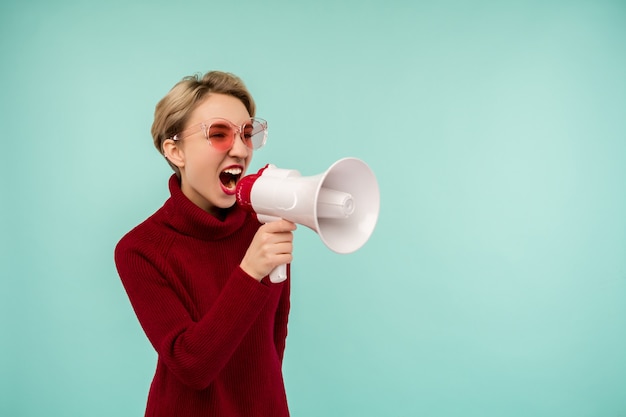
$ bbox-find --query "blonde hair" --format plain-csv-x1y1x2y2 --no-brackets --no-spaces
151,71,256,174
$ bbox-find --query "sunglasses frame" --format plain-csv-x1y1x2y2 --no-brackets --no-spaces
170,117,267,151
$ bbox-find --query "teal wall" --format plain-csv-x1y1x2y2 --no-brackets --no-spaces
2,0,625,415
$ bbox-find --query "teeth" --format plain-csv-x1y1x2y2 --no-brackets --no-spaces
222,167,242,175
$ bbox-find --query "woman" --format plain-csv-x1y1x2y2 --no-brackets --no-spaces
115,71,295,416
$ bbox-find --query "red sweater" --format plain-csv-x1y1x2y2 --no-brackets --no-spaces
115,175,290,417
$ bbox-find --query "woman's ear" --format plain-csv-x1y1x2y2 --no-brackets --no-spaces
162,139,185,169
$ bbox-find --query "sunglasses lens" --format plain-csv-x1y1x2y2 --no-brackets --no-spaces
207,121,235,151
244,119,267,150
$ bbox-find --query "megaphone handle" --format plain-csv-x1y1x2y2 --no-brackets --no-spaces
270,264,288,283
255,214,289,283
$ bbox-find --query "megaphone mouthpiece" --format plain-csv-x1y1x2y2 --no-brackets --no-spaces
235,164,270,214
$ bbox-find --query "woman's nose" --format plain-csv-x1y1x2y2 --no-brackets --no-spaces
229,133,250,158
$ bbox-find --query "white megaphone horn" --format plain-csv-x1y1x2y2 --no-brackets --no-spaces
236,157,380,283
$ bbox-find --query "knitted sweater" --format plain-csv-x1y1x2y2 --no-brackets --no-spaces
114,175,290,417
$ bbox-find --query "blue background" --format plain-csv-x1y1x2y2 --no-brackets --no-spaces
2,0,625,415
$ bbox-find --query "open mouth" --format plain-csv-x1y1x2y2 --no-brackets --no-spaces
219,166,243,192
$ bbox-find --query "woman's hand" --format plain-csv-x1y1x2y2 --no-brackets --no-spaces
240,219,297,281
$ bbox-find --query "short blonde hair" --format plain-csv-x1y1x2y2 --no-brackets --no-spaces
151,71,256,174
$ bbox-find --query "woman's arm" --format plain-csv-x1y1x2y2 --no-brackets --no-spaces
115,242,271,390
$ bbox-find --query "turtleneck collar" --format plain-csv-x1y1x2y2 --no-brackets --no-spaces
161,174,250,241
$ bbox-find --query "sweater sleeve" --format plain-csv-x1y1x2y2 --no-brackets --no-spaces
115,239,271,391
273,265,291,363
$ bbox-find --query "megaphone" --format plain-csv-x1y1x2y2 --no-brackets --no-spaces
236,157,380,283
